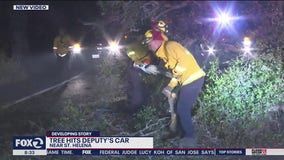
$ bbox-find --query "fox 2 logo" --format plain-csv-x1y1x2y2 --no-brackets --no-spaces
13,136,46,149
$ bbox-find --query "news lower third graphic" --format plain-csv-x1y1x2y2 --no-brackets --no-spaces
13,5,49,11
12,131,284,156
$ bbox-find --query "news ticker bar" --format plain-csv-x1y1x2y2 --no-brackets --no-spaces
13,149,284,156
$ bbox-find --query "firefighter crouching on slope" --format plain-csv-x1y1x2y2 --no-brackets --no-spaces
120,21,170,113
121,35,161,113
143,29,206,147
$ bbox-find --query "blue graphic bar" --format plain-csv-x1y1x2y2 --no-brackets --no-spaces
216,148,246,155
13,136,46,150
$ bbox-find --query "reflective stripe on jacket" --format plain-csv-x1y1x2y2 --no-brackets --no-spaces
155,41,205,88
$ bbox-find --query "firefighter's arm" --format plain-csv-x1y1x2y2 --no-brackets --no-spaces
164,44,184,88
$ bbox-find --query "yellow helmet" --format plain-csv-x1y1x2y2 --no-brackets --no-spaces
142,30,154,45
142,29,168,45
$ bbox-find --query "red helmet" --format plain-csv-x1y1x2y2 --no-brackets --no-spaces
142,29,166,45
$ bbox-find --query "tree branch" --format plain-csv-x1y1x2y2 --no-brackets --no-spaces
131,117,170,136
154,1,189,20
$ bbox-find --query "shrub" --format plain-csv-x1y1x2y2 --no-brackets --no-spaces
0,56,27,86
197,52,283,129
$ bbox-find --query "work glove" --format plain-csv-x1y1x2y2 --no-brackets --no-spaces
133,63,147,71
133,63,159,75
164,71,173,78
144,65,159,75
133,63,146,70
162,86,173,98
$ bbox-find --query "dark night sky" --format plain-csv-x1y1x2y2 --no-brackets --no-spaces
0,1,101,54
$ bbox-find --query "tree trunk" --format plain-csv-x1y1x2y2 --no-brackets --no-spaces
9,12,30,59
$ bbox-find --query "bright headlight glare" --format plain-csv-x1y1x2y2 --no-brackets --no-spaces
243,47,251,53
72,43,81,54
243,41,251,47
242,46,253,55
206,2,245,35
206,46,216,55
110,42,118,49
108,41,120,52
243,37,251,47
74,43,80,48
218,13,231,25
208,47,215,55
242,37,252,54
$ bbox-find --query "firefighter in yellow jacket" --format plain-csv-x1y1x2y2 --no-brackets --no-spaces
53,29,72,58
143,29,206,147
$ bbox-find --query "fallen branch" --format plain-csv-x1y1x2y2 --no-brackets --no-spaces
113,116,170,136
131,117,170,136
140,123,169,136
